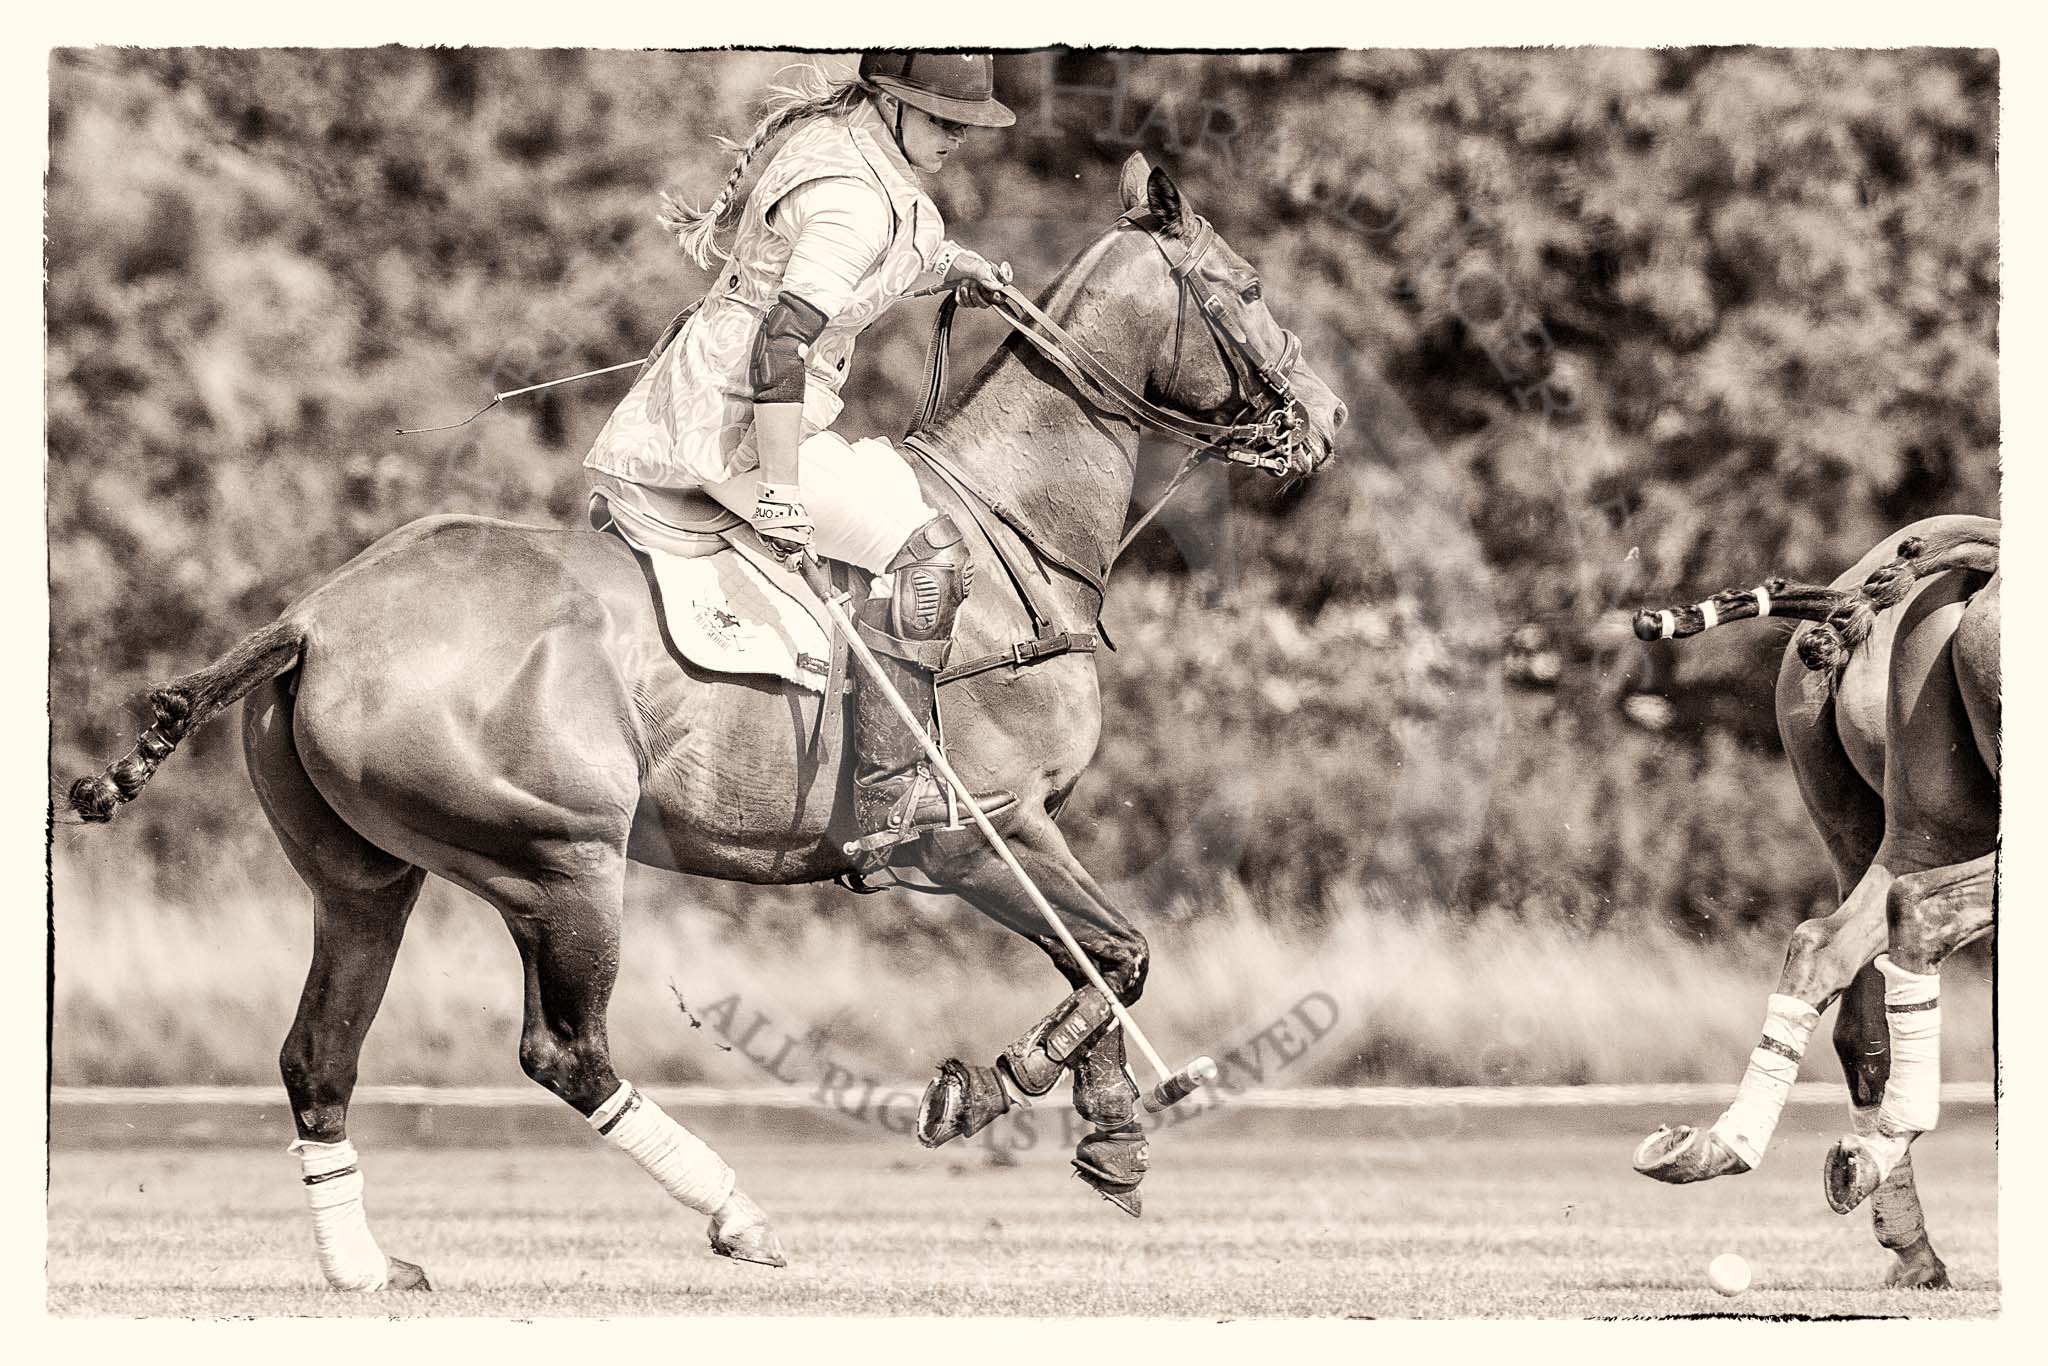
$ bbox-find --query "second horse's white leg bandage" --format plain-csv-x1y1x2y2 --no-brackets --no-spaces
1877,954,1942,1135
290,1138,391,1292
590,1082,737,1216
1711,993,1820,1168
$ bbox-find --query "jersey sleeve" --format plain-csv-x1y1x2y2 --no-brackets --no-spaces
771,177,894,318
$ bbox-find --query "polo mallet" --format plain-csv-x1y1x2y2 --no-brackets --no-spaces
798,554,1216,1113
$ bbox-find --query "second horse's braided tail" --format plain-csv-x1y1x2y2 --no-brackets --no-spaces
1796,527,2001,684
1632,578,1842,643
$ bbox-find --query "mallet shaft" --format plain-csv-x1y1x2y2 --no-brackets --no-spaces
801,558,1177,1086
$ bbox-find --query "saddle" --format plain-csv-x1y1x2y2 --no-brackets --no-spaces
593,447,1104,698
590,483,845,696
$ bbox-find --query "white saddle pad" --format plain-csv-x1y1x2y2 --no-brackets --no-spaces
617,528,833,693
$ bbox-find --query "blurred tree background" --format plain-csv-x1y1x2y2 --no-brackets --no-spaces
48,48,1998,943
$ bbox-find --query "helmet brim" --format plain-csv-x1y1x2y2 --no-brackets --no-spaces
870,76,1017,129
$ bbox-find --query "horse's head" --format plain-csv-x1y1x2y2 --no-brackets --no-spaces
1113,153,1346,477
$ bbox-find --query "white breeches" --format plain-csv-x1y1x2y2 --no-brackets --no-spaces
706,431,938,573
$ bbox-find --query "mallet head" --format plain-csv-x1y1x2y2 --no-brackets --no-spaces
1144,1056,1219,1113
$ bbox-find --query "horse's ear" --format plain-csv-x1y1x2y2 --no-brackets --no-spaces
1118,153,1152,213
1146,166,1185,234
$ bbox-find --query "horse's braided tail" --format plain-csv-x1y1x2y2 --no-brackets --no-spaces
1796,526,2001,686
1632,578,1844,644
67,617,304,824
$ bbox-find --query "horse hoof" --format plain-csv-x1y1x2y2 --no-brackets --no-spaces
1823,1137,1888,1214
708,1190,788,1269
1072,1124,1147,1218
914,1058,1010,1149
1075,1169,1143,1218
1633,1124,1752,1184
1886,1252,1953,1290
385,1257,432,1292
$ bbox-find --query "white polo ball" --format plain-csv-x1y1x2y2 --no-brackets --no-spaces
1708,1252,1751,1296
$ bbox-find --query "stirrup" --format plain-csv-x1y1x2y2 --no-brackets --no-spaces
844,767,1017,862
749,482,813,560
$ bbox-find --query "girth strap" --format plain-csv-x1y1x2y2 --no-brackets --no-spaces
938,631,1100,686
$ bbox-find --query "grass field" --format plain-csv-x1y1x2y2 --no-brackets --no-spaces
47,1101,1997,1318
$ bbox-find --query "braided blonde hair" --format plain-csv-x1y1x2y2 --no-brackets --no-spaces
661,62,873,268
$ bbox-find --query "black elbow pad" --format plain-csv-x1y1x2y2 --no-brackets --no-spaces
749,292,830,404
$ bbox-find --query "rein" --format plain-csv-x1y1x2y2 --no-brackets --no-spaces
906,215,1310,687
911,262,1303,472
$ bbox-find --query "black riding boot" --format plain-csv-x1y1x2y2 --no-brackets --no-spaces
844,516,1014,872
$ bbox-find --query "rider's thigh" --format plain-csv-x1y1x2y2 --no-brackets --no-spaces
704,431,937,572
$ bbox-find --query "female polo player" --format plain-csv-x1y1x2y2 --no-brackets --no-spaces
584,52,1017,869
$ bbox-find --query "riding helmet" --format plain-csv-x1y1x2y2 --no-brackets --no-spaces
859,51,1016,128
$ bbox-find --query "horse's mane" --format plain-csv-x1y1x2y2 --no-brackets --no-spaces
942,224,1138,421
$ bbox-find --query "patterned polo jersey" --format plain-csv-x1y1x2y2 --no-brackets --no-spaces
585,104,947,489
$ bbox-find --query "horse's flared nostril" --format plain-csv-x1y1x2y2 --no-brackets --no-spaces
1331,401,1348,429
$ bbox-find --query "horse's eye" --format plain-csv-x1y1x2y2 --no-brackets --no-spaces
1240,280,1262,303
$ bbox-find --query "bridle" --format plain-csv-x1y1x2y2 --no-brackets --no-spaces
1128,209,1311,473
912,212,1317,482
902,209,1328,686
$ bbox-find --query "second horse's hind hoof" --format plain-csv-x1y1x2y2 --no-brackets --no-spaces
708,1189,788,1268
1885,1247,1953,1290
1633,1124,1752,1184
385,1257,432,1292
1824,1136,1885,1214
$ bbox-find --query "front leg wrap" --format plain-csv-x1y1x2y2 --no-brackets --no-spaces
1069,1025,1148,1216
915,985,1118,1147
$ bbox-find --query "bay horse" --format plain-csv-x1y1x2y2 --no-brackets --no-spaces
63,154,1346,1290
1629,515,1999,1288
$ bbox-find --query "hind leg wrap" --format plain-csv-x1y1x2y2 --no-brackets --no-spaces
1710,992,1820,1168
1876,955,1942,1136
590,1081,736,1215
290,1139,391,1292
